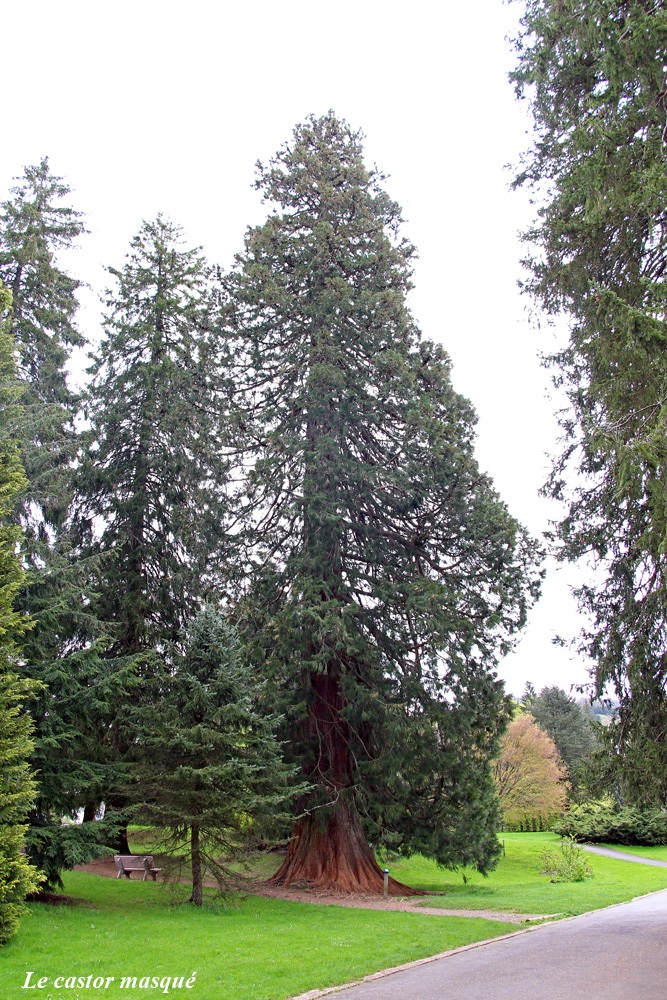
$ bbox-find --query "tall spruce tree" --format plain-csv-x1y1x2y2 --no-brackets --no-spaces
78,215,228,655
74,217,230,847
0,158,85,534
228,113,542,892
0,162,120,886
0,282,42,938
511,1,667,804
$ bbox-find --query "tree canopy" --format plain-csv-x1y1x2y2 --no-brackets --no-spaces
494,714,569,823
130,607,299,905
229,112,542,890
511,1,667,805
525,685,597,796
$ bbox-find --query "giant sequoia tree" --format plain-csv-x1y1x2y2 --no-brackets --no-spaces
229,114,541,893
511,1,667,804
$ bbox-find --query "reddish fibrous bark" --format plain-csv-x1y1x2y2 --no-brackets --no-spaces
268,666,421,896
268,799,420,895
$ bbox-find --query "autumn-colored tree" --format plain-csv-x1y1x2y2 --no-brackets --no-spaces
494,714,568,825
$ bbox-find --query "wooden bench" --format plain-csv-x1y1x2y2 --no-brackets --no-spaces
113,855,162,881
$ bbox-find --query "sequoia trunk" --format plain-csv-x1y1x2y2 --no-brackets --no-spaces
269,666,420,895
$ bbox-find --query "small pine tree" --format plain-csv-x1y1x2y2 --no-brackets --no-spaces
130,608,300,905
530,686,597,797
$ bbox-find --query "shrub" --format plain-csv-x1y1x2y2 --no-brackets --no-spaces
502,813,561,833
555,803,667,846
541,837,594,883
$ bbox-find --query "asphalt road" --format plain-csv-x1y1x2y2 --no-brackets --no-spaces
583,844,667,868
331,888,667,1000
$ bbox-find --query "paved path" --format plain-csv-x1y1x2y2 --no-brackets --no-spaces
583,844,667,868
322,889,667,1000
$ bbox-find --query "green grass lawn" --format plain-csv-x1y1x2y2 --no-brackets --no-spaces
0,874,516,1000
3,832,667,1000
403,833,667,916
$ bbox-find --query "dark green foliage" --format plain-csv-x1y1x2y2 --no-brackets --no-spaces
130,607,300,905
555,802,667,846
22,646,137,890
0,158,85,533
526,686,598,796
511,1,667,805
0,282,42,940
56,218,232,880
0,166,128,887
77,215,227,655
230,113,542,881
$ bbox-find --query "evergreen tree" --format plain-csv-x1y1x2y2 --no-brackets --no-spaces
529,686,597,797
0,282,42,940
73,217,230,850
0,158,85,534
511,1,667,804
77,215,228,656
0,162,124,886
131,607,298,905
228,113,542,892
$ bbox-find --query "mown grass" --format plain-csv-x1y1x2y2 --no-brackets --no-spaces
4,832,667,1000
0,873,516,1000
404,832,667,915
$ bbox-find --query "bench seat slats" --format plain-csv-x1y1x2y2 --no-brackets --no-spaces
113,855,163,881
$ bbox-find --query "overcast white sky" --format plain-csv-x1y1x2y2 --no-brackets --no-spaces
2,0,595,698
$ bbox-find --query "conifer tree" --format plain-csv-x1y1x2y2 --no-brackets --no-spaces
0,282,42,939
511,1,667,804
0,158,85,535
0,163,121,886
228,114,542,892
131,608,298,905
73,218,230,850
528,686,597,797
77,215,228,656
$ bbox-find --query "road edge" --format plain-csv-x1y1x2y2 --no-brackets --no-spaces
290,885,667,1000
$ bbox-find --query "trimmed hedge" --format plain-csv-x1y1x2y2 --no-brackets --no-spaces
555,803,667,846
502,813,561,833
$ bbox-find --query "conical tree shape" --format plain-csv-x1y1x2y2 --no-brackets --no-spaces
78,215,228,655
130,607,300,905
0,163,128,886
0,158,85,535
229,114,542,893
